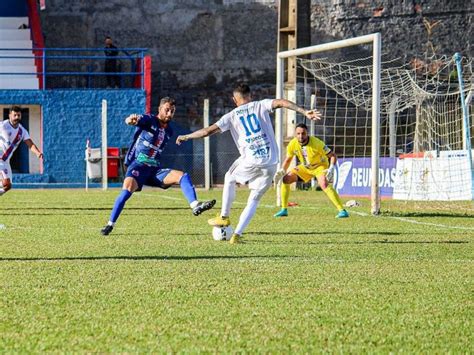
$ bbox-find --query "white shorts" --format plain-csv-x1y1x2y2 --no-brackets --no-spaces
227,158,277,193
0,160,12,181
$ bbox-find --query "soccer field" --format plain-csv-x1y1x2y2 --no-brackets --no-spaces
1,188,473,352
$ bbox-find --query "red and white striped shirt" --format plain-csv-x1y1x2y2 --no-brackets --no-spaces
0,120,30,162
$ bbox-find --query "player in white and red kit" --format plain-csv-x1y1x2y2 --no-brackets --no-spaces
0,106,43,196
176,83,321,243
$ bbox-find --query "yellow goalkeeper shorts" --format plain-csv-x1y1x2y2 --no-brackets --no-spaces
291,164,328,183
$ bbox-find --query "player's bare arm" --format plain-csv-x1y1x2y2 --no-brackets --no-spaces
281,155,293,171
176,124,221,145
272,99,322,121
24,139,43,159
324,152,337,183
274,155,293,183
327,152,337,165
125,114,141,125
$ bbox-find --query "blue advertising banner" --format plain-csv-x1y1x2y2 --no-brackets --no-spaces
334,157,397,197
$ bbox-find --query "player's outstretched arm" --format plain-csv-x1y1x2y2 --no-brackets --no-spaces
272,99,322,121
125,114,141,125
274,155,293,183
323,152,338,183
176,124,221,145
24,139,43,159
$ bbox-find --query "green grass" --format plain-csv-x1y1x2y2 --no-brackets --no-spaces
0,188,473,352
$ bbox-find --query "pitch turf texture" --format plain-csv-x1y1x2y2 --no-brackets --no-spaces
1,189,472,352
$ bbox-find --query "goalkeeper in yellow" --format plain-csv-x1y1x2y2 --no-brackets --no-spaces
274,123,349,218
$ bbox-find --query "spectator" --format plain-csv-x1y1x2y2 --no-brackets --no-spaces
104,36,120,88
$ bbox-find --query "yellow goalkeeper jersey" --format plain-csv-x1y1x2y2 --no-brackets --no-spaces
286,136,331,168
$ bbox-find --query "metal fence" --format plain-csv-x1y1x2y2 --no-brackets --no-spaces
160,109,241,188
0,47,147,89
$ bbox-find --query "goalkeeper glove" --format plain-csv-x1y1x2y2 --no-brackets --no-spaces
273,169,286,184
325,164,335,183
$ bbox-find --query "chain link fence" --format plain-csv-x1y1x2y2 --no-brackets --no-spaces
161,105,240,187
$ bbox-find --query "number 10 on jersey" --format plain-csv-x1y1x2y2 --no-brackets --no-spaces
239,113,261,136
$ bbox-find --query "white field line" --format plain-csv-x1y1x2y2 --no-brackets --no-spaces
3,193,466,232
235,200,474,232
138,192,474,231
138,192,182,202
380,215,474,231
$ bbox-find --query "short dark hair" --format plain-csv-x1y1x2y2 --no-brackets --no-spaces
159,97,176,107
10,106,21,113
296,123,308,131
233,83,251,97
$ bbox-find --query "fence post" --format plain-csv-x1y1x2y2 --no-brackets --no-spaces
204,99,211,190
101,99,108,191
42,48,46,90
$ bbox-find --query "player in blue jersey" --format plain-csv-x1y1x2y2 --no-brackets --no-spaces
101,97,215,235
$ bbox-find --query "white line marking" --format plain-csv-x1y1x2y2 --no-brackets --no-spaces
137,193,182,201
131,192,474,232
249,201,474,231
384,216,474,231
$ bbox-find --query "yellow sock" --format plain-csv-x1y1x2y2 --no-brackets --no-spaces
323,186,344,211
281,183,290,209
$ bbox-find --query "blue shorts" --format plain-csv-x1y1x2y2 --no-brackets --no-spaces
125,161,172,191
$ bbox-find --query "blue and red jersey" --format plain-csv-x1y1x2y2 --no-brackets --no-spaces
124,114,173,167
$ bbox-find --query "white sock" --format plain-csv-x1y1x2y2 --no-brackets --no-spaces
221,180,236,217
107,221,115,227
190,200,198,209
234,198,259,236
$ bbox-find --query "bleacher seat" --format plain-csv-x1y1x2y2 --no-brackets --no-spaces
0,16,39,89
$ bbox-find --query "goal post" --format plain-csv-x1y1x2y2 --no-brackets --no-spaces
276,33,382,215
275,34,473,214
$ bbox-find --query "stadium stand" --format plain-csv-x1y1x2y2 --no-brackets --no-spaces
0,0,38,89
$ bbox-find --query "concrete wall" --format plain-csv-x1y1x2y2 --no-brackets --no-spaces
0,90,145,183
39,0,278,119
310,0,472,60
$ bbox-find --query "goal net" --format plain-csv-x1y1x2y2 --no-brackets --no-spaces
276,34,474,214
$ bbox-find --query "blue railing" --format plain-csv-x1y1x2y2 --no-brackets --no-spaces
0,47,148,89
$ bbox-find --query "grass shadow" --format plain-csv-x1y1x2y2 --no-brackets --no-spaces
382,211,474,218
0,207,195,216
372,240,468,244
0,254,295,262
254,231,405,236
250,239,468,245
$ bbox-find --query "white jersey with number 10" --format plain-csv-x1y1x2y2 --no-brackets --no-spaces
216,99,278,167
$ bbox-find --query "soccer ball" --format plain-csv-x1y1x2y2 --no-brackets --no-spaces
212,226,234,241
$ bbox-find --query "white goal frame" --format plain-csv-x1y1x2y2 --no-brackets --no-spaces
275,33,382,214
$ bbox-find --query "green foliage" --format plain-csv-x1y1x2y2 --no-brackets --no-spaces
0,189,472,352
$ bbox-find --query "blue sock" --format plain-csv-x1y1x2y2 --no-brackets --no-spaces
109,190,133,223
180,173,197,204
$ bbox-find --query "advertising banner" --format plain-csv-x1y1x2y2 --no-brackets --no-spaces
393,154,473,201
334,157,397,197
